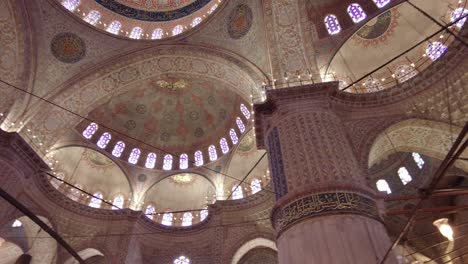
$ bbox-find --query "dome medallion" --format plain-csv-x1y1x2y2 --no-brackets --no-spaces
58,0,223,40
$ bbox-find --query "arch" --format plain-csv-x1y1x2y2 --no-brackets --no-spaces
0,237,23,264
231,238,277,264
64,248,105,264
368,119,467,171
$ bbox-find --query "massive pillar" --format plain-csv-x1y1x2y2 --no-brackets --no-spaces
254,83,397,264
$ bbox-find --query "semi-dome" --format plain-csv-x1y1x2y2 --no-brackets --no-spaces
57,0,223,40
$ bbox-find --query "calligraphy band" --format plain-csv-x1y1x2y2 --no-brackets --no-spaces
272,191,380,236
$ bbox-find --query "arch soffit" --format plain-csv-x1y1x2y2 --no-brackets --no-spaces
368,118,467,171
231,237,277,264
23,44,267,148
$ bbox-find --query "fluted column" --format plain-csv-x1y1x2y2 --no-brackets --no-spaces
254,83,397,264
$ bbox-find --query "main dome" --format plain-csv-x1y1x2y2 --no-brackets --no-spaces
58,0,223,40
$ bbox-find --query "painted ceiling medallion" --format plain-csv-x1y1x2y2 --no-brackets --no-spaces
228,4,253,39
84,149,113,167
51,32,86,63
238,130,255,153
353,9,400,47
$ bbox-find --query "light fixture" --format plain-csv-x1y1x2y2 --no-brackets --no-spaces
433,218,454,241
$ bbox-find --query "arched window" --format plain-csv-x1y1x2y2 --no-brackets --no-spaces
182,212,193,226
191,17,202,28
129,27,143,39
69,184,82,201
172,25,183,36
151,28,164,39
162,212,173,226
112,194,124,210
145,153,157,169
398,167,412,185
347,3,367,23
251,179,262,194
128,148,141,164
82,122,98,139
62,0,80,11
232,185,243,200
97,132,111,149
452,8,468,29
412,152,424,169
145,205,156,220
200,209,208,221
324,14,341,35
372,0,391,8
363,76,384,92
236,117,246,133
220,138,229,154
230,129,239,144
426,42,448,61
89,192,103,208
194,151,204,166
179,153,189,170
84,10,101,25
240,103,251,119
112,141,125,157
51,172,65,189
208,4,218,14
376,179,392,194
174,256,190,264
163,154,173,170
12,220,22,227
208,145,218,161
394,64,418,83
106,21,122,35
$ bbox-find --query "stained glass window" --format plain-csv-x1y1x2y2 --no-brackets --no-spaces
112,141,125,157
128,148,141,164
194,151,204,166
62,0,80,11
324,14,341,35
106,21,122,35
412,152,424,169
347,3,367,23
145,205,156,220
394,64,418,83
162,212,173,226
82,122,98,139
372,0,391,8
89,192,103,208
230,129,239,144
220,138,229,154
182,212,193,226
426,41,448,61
398,167,412,185
174,256,190,264
232,185,243,200
251,179,262,194
236,117,246,133
97,132,111,149
12,220,22,227
200,209,208,221
179,153,189,170
240,103,251,119
163,154,173,170
145,153,157,169
172,25,184,36
84,10,101,25
191,17,202,28
376,179,392,194
129,27,143,39
208,145,218,161
152,28,164,39
451,8,468,29
363,77,384,92
112,194,124,210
